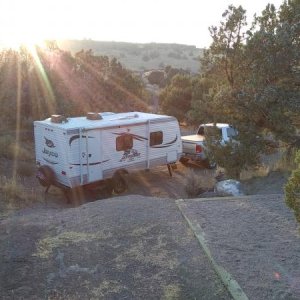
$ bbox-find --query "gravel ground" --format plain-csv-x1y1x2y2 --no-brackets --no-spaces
1,157,297,299
0,196,230,300
180,195,300,300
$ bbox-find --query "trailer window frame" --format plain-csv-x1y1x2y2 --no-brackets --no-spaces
150,131,163,146
116,134,133,151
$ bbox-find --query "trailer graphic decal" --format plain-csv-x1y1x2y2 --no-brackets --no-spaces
44,137,55,148
112,132,148,142
151,135,178,148
70,159,110,166
42,136,59,165
119,149,141,162
69,135,95,146
43,157,59,165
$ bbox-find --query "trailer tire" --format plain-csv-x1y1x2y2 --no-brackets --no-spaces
36,165,55,187
112,171,128,194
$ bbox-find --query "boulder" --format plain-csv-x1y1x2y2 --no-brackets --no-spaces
215,179,244,196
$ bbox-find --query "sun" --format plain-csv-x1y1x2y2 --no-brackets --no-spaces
1,31,45,50
0,0,52,50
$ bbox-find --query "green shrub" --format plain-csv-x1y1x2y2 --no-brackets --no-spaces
285,150,300,223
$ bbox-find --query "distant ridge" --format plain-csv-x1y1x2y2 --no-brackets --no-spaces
58,40,203,73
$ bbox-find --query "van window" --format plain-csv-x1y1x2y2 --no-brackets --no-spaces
227,127,237,138
116,134,133,151
197,126,205,136
150,131,163,146
204,127,222,140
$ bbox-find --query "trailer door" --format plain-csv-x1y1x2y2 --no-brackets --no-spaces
85,129,103,183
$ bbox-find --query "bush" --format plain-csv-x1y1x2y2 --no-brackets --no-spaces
285,150,300,223
184,169,215,198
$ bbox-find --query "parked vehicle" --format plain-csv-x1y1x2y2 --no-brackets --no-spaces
34,112,182,196
180,123,237,168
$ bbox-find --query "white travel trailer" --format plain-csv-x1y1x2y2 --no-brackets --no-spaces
34,111,182,194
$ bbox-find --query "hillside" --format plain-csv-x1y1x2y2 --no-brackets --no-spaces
57,40,203,73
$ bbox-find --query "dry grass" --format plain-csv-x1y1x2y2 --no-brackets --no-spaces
114,233,179,272
91,280,127,299
0,135,33,161
33,231,111,259
184,169,216,198
16,161,35,177
0,175,41,209
240,149,296,180
162,284,181,300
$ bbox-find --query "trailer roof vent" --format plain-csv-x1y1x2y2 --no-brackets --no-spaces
51,114,68,123
86,112,102,120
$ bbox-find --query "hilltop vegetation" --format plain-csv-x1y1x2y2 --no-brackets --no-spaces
0,45,149,132
58,40,203,73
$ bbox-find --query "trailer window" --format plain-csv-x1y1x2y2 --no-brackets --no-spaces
116,134,133,151
150,131,163,146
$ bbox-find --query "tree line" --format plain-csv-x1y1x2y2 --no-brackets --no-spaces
160,0,300,221
0,43,149,132
160,0,299,173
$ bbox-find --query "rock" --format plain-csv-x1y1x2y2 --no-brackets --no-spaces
215,179,244,196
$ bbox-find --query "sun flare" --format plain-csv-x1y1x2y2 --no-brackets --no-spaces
1,33,45,50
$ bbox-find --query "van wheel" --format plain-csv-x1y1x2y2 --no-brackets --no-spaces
112,172,128,194
36,165,55,187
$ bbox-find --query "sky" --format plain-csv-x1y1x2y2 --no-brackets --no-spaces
0,0,285,48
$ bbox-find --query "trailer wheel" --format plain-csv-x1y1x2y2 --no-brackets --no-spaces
36,165,55,187
112,172,128,194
